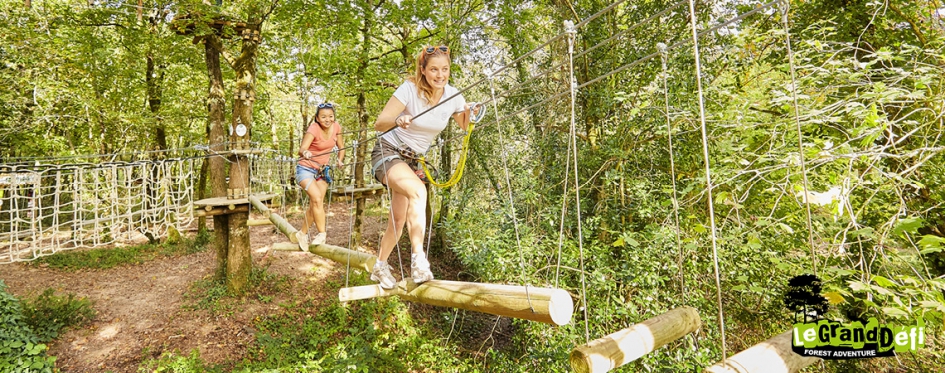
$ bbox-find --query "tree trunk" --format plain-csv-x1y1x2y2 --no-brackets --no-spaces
205,34,229,282
196,156,209,231
353,90,368,246
225,24,261,294
352,2,375,248
146,53,167,151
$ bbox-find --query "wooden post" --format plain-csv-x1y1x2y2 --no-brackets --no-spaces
704,331,820,373
339,280,573,326
569,307,701,373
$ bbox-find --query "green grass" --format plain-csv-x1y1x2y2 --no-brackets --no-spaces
183,266,290,316
31,229,211,270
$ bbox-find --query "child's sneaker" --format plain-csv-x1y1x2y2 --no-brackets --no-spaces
370,261,397,289
411,252,434,284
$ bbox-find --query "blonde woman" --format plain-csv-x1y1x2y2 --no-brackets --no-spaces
369,46,479,289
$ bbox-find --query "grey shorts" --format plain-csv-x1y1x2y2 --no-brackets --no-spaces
370,140,427,184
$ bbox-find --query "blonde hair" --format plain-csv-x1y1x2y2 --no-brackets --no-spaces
407,46,450,104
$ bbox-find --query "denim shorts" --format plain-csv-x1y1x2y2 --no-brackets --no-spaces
295,164,326,185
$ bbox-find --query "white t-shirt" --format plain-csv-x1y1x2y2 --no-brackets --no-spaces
382,81,466,154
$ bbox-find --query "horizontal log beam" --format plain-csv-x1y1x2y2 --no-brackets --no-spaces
704,331,820,373
307,243,376,272
271,242,299,251
570,306,701,373
339,280,573,326
247,219,273,226
269,241,376,272
248,195,300,244
192,205,248,217
331,184,385,195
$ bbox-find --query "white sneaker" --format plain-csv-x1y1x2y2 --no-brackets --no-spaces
411,252,434,284
295,231,309,252
312,232,327,245
371,261,397,289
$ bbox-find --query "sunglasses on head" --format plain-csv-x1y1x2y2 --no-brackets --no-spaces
425,45,449,54
317,103,333,109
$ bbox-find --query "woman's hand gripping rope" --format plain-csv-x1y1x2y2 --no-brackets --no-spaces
419,102,485,188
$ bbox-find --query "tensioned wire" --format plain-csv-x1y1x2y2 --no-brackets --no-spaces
19,0,653,168
438,0,785,147
565,21,591,343
687,0,727,361
780,2,818,276
487,73,535,313
231,0,631,164
658,42,686,300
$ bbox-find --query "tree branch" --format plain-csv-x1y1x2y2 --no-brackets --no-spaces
203,36,236,68
887,3,926,47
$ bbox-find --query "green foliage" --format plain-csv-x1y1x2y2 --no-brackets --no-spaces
21,288,96,342
237,296,479,372
183,266,289,316
3,0,945,371
0,281,56,373
138,349,223,373
31,230,210,270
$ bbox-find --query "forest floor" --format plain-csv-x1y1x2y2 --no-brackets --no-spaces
0,201,393,372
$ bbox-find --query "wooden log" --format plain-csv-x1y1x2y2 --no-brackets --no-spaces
193,205,248,217
331,184,385,195
339,280,573,326
247,219,273,226
308,243,376,272
570,307,701,373
704,331,820,373
271,242,300,251
248,195,299,243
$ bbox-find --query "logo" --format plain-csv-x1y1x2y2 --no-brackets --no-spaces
785,274,925,359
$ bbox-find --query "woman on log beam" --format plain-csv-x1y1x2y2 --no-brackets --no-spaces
296,102,345,248
369,45,480,289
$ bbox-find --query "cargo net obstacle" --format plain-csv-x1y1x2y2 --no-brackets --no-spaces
0,150,298,264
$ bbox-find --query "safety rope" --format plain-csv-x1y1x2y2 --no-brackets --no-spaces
687,0,727,360
419,123,475,188
487,75,535,312
780,2,818,275
564,20,591,343
659,42,686,301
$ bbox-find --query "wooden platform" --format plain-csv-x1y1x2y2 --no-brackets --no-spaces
192,193,277,217
212,149,267,156
331,184,385,195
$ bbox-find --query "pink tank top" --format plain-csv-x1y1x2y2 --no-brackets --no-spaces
299,122,341,169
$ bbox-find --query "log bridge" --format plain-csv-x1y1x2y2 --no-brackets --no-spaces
340,280,574,326
246,196,573,326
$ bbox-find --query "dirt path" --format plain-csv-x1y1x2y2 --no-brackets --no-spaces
0,202,386,372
